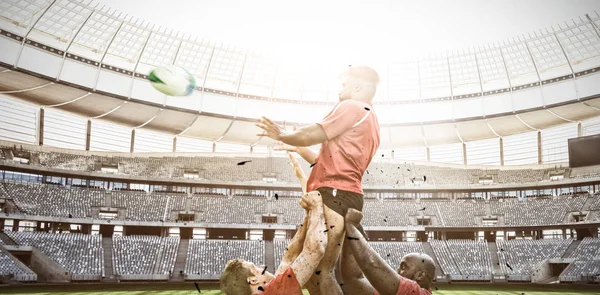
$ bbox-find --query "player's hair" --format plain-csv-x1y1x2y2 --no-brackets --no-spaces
347,65,380,86
220,259,253,295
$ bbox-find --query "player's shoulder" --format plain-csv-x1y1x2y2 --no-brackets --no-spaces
333,100,371,116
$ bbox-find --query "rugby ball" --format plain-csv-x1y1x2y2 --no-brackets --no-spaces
148,65,196,96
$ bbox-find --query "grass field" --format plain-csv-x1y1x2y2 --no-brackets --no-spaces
1,283,600,295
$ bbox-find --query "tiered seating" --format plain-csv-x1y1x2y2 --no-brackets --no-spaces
497,239,572,276
274,238,290,268
112,191,167,221
561,260,600,281
429,240,460,275
191,195,267,224
35,152,98,172
490,195,586,226
561,238,600,281
430,168,470,186
363,162,411,187
0,250,36,279
3,146,598,186
589,193,600,210
444,240,492,276
164,193,187,212
4,183,103,218
570,165,600,179
112,235,179,275
272,157,313,183
6,231,102,275
497,169,545,184
436,200,486,226
370,242,424,269
185,239,264,276
362,199,438,226
272,197,305,224
0,182,9,199
157,236,180,274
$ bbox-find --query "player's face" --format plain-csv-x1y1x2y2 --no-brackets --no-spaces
397,258,417,280
338,76,354,101
244,261,273,279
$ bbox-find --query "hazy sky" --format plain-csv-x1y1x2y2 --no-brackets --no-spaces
96,0,600,63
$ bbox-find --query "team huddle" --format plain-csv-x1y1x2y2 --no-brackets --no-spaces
220,66,435,295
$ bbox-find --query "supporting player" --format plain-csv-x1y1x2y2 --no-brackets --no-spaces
342,208,435,295
256,65,381,295
220,154,327,295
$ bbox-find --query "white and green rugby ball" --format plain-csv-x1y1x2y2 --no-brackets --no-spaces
149,65,196,96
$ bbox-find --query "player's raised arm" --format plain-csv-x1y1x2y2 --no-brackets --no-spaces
275,204,310,275
288,152,307,193
345,208,400,295
288,191,328,286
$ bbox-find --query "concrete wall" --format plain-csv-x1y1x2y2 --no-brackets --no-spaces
28,247,71,283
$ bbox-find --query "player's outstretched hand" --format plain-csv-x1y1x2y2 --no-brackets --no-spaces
299,191,323,211
274,141,298,153
256,117,283,140
288,152,305,181
345,208,363,226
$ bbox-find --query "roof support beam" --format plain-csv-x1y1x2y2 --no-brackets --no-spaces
90,101,126,119
14,0,57,68
0,82,53,94
217,52,248,142
485,119,502,137
133,109,163,129
546,109,574,123
522,35,546,107
515,114,538,131
56,3,98,80
498,44,516,113
93,17,126,91
43,92,92,108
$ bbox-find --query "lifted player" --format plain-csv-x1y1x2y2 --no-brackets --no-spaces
220,154,327,295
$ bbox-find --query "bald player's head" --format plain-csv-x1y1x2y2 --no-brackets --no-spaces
396,253,435,289
338,65,380,103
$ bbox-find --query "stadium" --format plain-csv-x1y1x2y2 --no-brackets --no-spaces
0,0,600,294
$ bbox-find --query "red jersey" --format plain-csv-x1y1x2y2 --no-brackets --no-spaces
374,276,432,295
262,267,303,295
307,100,380,195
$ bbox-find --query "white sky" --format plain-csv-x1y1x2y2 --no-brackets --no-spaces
96,0,600,64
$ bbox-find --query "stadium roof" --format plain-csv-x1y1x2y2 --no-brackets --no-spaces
0,0,599,149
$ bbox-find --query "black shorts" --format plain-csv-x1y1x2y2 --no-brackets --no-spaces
316,187,368,239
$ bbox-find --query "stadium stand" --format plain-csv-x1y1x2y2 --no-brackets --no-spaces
0,249,37,281
1,147,587,187
5,231,103,278
185,239,264,277
362,199,438,226
191,195,267,224
4,182,103,218
430,239,493,280
111,191,167,222
1,180,597,227
497,239,572,278
369,241,424,269
435,200,486,226
429,240,461,276
490,195,587,226
560,238,600,282
112,235,179,278
272,197,305,224
446,240,492,277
